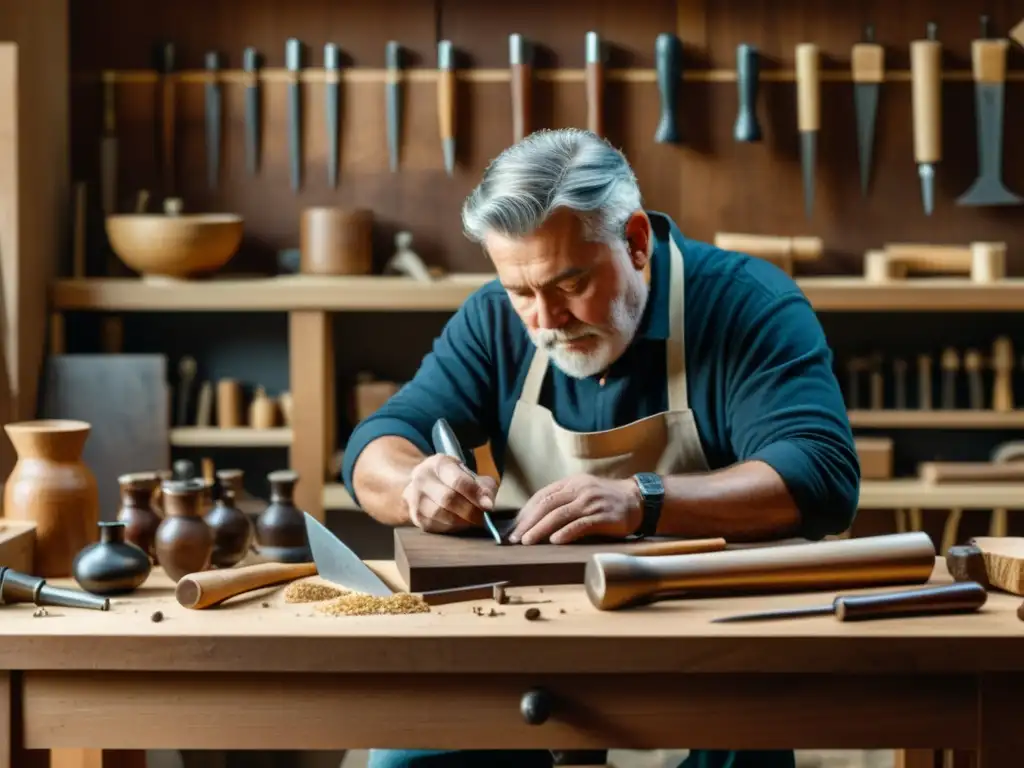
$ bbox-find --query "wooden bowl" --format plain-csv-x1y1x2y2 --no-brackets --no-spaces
105,213,244,279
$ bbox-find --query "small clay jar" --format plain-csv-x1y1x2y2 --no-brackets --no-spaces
150,469,173,516
215,468,244,501
116,472,161,561
73,521,152,596
256,470,311,563
155,478,214,582
204,488,253,568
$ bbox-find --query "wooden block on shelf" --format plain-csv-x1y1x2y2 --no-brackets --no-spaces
855,437,893,479
0,520,36,572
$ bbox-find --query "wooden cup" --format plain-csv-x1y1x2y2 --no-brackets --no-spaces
216,379,242,428
300,207,373,275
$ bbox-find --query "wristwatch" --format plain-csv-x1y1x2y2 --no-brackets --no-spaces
632,472,664,538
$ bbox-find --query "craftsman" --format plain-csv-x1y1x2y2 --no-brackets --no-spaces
343,128,860,768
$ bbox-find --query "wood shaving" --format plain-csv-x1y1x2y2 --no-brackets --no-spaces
315,592,430,616
32,607,48,617
284,581,346,603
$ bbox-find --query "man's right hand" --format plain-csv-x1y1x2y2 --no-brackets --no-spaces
402,455,498,533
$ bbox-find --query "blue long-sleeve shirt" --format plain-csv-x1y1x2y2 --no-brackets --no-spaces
342,211,860,540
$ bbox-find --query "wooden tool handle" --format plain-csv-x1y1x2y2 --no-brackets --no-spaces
795,43,819,132
629,538,727,557
585,32,604,136
714,233,823,260
851,42,884,83
973,39,1008,83
910,36,941,164
438,69,455,142
834,582,987,621
175,561,317,609
883,244,972,273
584,531,936,610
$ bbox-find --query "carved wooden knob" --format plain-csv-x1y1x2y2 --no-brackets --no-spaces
520,688,552,725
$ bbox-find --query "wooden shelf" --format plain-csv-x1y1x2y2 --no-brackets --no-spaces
52,276,1024,313
169,427,292,447
858,480,1024,509
849,410,1024,429
323,483,358,511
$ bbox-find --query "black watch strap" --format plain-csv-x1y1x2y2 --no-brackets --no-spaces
633,472,664,538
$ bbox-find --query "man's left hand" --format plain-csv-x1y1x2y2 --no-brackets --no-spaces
507,474,643,545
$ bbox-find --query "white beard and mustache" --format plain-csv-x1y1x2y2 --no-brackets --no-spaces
527,270,647,379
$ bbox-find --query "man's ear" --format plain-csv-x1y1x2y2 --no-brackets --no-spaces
623,210,652,270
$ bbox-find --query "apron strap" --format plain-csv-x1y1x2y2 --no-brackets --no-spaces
520,346,549,405
666,237,689,411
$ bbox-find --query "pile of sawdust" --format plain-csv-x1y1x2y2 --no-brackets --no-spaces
284,581,346,603
315,592,430,616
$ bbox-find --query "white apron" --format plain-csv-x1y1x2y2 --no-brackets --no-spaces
494,236,709,509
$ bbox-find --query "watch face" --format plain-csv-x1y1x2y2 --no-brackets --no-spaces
636,473,663,497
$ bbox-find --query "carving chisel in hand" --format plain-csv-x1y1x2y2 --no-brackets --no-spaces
852,25,883,197
437,40,456,176
325,43,341,188
957,15,1023,206
285,38,303,192
653,33,682,143
712,582,987,623
910,23,941,215
509,34,532,142
204,51,222,190
795,43,819,219
243,47,261,176
431,418,503,545
585,31,604,136
153,42,176,198
386,41,402,172
100,74,118,215
733,44,761,142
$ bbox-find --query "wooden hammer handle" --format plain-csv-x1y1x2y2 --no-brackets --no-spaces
175,561,317,609
629,538,727,556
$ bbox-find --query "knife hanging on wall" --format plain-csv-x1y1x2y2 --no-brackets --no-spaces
325,43,341,188
285,38,303,192
585,31,605,137
204,51,222,190
852,24,883,197
653,33,682,143
386,40,402,172
243,46,262,176
509,33,532,142
733,43,762,142
437,40,456,176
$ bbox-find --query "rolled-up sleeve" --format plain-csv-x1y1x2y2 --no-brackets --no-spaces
724,289,860,540
341,290,498,506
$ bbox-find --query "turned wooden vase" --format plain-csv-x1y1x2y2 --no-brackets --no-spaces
3,419,99,578
155,478,214,582
116,471,161,561
255,470,311,563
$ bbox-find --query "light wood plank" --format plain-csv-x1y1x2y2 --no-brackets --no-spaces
849,410,1024,429
858,480,1024,509
289,312,332,522
169,427,292,447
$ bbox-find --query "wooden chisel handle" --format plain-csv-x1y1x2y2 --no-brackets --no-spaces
175,561,317,609
833,582,987,621
629,538,726,557
437,41,455,146
584,531,936,610
851,27,884,84
585,31,604,136
509,34,532,142
714,233,822,260
972,36,1008,85
795,43,819,133
910,24,941,164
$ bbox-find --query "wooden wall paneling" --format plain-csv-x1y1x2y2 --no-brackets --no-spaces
289,311,333,522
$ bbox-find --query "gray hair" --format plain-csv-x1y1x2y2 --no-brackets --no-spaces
461,128,642,247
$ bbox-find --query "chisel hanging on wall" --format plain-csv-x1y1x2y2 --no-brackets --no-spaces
910,23,941,215
242,47,262,176
509,34,532,142
585,31,604,137
325,43,341,188
204,51,222,190
437,40,456,176
285,38,303,192
852,25,883,197
734,43,761,142
795,43,820,219
386,41,402,172
653,33,682,143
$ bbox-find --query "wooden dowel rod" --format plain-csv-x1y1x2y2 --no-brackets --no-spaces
73,67,1003,86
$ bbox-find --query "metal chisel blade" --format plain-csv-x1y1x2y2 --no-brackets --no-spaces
325,43,340,188
243,47,260,176
711,604,834,623
204,52,221,190
800,131,816,218
386,41,401,172
286,38,303,192
918,163,935,215
854,82,878,197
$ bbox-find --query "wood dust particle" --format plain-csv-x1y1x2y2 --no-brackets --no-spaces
284,581,346,603
315,592,430,616
524,607,541,620
150,611,163,622
32,607,48,617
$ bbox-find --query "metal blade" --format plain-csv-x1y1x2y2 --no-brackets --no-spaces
245,85,259,176
800,130,816,218
385,41,401,173
288,82,301,191
205,81,221,189
327,81,339,187
442,137,455,177
710,603,835,623
853,82,878,196
918,162,935,215
304,512,394,596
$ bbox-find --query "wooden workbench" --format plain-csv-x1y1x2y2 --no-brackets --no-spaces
1,560,1022,767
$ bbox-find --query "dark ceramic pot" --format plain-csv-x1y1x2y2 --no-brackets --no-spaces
115,471,161,561
155,478,214,582
255,470,311,563
72,521,152,595
204,488,253,568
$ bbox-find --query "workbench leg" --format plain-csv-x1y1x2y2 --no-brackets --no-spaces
976,673,1023,767
1,671,47,768
894,750,938,768
289,311,335,522
50,750,147,768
